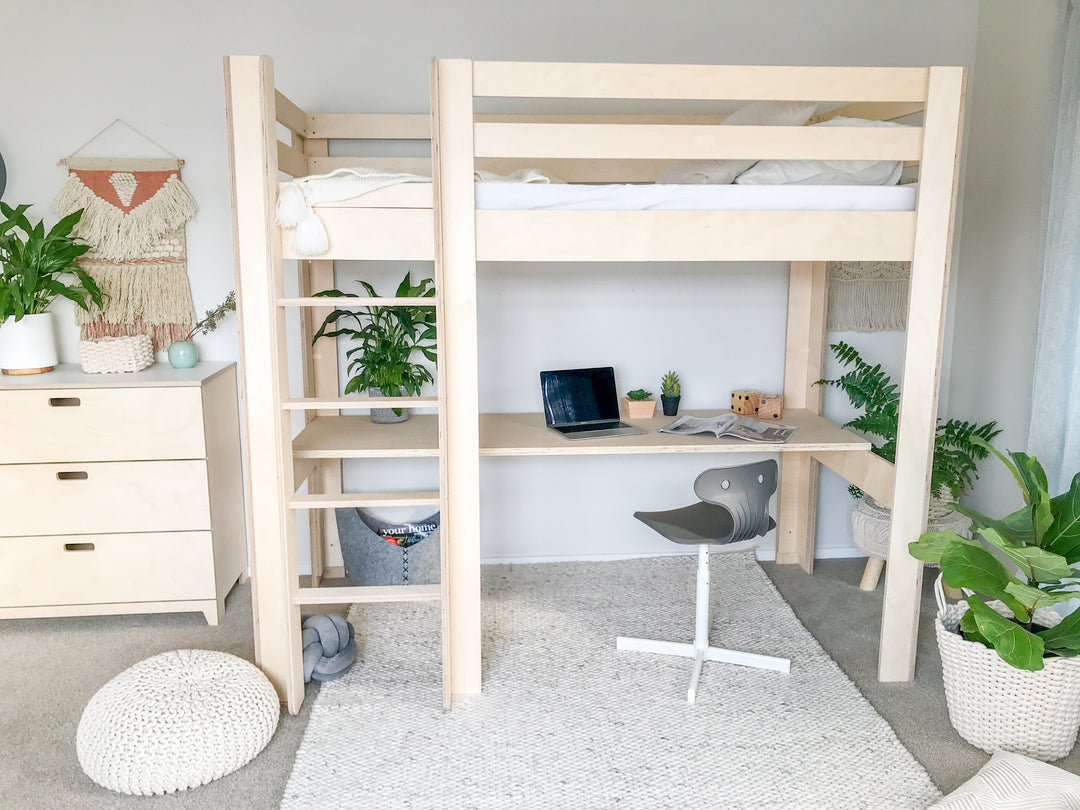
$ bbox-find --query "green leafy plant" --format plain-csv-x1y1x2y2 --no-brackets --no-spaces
187,291,236,340
0,202,102,323
312,272,436,414
909,441,1080,670
817,341,1000,500
626,388,652,401
661,371,680,398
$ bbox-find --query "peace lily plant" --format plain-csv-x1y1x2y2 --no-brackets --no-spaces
909,439,1080,671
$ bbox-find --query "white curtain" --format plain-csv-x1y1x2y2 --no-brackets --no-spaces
1028,0,1080,495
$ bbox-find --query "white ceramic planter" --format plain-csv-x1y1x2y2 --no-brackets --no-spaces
0,312,59,375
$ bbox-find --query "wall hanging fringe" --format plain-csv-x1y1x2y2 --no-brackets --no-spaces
827,261,911,333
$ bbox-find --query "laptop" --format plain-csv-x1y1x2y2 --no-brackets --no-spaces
540,366,648,440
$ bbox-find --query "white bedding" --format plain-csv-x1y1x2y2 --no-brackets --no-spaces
474,183,917,211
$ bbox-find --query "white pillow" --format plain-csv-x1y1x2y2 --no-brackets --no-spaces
655,100,817,185
930,750,1080,809
734,117,906,186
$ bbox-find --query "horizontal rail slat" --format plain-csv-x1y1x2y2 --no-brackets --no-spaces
475,210,917,262
288,492,440,509
811,450,896,508
473,122,923,161
294,584,441,605
283,397,439,410
281,209,434,260
472,62,930,102
276,140,307,177
275,89,309,134
307,113,430,140
278,297,437,307
307,156,433,176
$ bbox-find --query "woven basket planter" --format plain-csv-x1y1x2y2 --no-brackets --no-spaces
935,576,1080,761
79,335,154,374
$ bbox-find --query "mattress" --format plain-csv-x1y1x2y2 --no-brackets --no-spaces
474,183,917,211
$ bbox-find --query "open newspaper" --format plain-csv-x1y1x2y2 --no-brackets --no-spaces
659,413,796,444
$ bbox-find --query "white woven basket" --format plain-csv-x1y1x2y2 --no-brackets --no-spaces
79,335,154,374
935,575,1080,761
852,495,970,560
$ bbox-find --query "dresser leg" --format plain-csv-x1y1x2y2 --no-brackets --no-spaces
203,596,225,626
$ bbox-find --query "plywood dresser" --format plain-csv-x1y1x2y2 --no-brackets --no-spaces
0,362,247,624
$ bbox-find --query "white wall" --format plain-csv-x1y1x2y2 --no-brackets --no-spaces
948,0,1060,516
1,1,983,569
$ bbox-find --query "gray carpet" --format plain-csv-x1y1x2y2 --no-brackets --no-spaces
0,559,1076,807
281,554,940,809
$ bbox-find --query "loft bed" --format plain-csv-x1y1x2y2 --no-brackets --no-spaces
225,55,965,713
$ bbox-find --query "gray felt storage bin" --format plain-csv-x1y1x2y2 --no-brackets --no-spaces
335,509,440,587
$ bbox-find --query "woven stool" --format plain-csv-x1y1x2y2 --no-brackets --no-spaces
852,496,971,592
77,649,280,795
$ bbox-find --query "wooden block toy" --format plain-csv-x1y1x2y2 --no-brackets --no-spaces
731,390,760,416
758,393,784,420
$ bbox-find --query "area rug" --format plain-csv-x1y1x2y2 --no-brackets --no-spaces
280,554,941,809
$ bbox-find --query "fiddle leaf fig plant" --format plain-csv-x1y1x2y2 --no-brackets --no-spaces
312,272,436,414
0,202,102,323
909,439,1080,671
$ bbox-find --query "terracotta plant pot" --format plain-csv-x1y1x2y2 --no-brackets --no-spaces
0,312,58,375
623,397,656,419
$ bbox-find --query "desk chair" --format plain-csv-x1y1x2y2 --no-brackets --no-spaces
617,460,791,703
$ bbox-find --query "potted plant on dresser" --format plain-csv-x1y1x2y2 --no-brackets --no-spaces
817,341,1000,590
313,272,436,423
910,442,1080,761
0,203,102,374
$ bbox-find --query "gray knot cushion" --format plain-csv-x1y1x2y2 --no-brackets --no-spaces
76,649,280,795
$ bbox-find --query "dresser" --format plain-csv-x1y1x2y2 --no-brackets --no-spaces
0,362,247,625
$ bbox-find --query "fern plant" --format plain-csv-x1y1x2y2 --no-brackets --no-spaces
817,341,1001,501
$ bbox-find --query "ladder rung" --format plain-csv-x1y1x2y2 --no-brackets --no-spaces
282,397,439,411
288,492,440,509
278,297,438,307
294,584,441,605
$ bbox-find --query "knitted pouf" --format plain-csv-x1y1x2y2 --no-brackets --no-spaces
77,649,280,796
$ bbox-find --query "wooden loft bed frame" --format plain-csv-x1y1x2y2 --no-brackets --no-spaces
224,55,965,713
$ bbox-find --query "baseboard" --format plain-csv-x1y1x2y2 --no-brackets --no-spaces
480,547,869,565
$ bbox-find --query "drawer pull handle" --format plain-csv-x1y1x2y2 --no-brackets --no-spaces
63,543,95,552
48,397,81,407
56,471,89,481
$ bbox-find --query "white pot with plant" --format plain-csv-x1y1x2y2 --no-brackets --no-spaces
817,341,1001,590
0,203,102,375
910,441,1080,761
313,272,436,423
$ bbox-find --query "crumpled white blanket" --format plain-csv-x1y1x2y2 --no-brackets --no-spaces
277,166,556,256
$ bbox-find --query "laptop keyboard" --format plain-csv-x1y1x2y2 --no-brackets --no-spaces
557,421,623,433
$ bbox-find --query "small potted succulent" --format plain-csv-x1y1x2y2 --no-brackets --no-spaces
623,388,656,419
660,370,681,416
168,291,237,369
0,203,101,374
313,272,436,423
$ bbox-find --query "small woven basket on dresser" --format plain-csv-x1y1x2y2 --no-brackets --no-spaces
935,575,1080,761
79,336,154,374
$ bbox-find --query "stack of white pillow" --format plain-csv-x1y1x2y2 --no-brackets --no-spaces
656,100,906,187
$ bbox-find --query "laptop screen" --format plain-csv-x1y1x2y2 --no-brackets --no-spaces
540,367,621,426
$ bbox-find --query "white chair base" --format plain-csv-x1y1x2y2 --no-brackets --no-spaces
616,546,791,704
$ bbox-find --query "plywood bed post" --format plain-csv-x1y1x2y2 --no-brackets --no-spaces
224,54,305,711
879,66,966,682
777,261,829,573
431,58,483,704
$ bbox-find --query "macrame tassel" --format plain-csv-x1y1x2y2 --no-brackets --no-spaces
52,172,198,261
80,319,190,352
276,182,308,227
75,261,197,331
293,212,329,256
827,262,911,332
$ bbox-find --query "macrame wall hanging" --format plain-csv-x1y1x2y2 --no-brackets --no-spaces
827,261,911,333
51,121,197,350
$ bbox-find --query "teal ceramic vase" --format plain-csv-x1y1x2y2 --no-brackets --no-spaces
167,340,197,369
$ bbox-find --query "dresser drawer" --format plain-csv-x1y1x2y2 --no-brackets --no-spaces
0,461,211,536
0,532,215,607
0,387,206,463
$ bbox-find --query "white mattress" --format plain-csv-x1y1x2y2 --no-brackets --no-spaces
474,183,917,211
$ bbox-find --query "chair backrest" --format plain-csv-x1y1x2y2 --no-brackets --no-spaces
694,460,778,543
